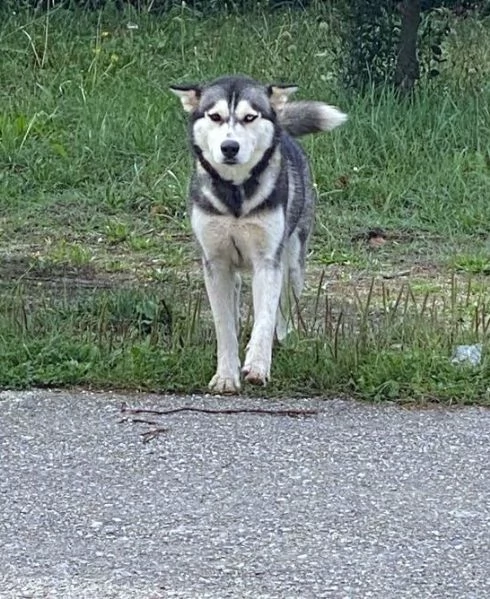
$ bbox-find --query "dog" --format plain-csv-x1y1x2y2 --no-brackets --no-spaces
170,75,346,394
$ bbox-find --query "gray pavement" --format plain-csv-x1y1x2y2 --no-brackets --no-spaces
0,389,489,599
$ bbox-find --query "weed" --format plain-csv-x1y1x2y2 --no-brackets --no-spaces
451,255,490,275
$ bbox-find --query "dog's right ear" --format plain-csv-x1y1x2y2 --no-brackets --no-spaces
170,84,201,113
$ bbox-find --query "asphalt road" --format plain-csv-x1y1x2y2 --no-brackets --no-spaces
1,389,489,599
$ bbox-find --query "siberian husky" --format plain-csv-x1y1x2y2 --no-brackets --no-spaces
171,75,346,394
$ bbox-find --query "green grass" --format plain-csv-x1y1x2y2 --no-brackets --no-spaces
1,4,490,402
2,276,490,403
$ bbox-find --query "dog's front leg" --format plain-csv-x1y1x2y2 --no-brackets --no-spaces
242,261,282,385
204,259,241,394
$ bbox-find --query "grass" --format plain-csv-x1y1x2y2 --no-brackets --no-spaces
1,3,490,402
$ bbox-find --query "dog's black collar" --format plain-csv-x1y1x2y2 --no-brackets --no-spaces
193,131,280,217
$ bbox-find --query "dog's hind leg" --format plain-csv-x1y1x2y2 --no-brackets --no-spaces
276,232,306,342
204,259,241,394
233,272,242,333
276,258,292,343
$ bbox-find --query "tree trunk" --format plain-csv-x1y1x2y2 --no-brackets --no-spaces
395,0,422,94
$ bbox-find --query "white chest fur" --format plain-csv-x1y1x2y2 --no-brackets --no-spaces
191,206,286,268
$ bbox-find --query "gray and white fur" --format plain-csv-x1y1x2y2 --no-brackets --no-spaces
171,75,346,394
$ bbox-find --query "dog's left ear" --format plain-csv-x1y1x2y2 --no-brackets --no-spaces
170,84,201,113
268,84,298,112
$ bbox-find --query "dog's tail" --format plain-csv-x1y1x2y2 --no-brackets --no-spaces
278,101,347,137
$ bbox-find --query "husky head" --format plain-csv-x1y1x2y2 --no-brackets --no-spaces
170,75,296,183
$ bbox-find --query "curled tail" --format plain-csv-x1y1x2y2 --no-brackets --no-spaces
278,101,347,137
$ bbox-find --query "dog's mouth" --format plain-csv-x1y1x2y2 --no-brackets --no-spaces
222,158,238,165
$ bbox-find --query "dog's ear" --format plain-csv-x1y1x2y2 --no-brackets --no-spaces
268,84,298,112
170,84,201,113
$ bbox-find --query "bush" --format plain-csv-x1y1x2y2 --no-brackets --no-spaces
338,0,490,93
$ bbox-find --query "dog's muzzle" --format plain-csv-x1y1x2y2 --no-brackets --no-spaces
221,140,240,163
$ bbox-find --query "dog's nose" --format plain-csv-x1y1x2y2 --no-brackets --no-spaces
221,140,240,159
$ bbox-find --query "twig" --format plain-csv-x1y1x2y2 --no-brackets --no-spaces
141,428,168,443
120,403,318,419
120,402,318,444
131,418,160,426
381,270,411,280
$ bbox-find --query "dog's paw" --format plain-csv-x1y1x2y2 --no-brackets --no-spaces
242,362,269,386
208,373,241,395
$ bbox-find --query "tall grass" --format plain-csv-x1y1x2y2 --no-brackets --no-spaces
1,276,489,403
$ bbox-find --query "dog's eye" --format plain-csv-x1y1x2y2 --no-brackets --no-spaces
243,114,258,123
208,113,223,123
